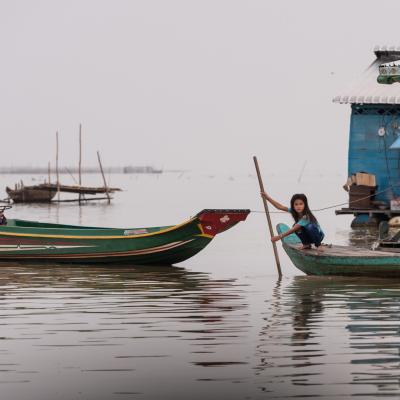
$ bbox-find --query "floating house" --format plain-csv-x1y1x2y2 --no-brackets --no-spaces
334,46,400,226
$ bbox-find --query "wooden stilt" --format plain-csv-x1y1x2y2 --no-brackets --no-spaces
253,156,282,277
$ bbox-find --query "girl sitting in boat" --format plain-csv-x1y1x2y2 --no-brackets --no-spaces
261,192,324,251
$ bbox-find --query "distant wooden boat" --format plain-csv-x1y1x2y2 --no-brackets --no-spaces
277,223,400,277
0,209,250,264
6,182,121,204
6,185,56,203
39,183,121,195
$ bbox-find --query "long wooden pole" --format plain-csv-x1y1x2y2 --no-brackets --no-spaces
78,124,82,204
65,167,78,184
48,161,51,184
56,131,60,201
97,151,111,204
253,156,282,277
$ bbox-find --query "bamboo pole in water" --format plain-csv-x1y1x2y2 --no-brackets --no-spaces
97,151,111,204
78,124,82,204
56,132,60,201
253,156,282,277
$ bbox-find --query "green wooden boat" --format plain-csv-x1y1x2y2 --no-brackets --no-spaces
277,223,400,277
0,209,249,264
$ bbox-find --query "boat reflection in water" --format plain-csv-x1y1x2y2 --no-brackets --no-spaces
0,263,249,400
256,276,400,398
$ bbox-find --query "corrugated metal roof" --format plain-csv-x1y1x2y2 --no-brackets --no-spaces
374,45,400,59
333,46,400,104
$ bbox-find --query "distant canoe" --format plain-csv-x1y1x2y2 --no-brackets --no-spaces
6,185,56,203
0,209,250,264
277,223,400,277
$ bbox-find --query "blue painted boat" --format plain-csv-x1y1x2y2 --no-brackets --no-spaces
277,223,400,277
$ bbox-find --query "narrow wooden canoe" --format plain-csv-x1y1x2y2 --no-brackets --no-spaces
0,209,250,264
277,223,400,277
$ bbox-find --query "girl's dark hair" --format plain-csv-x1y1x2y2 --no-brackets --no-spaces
290,194,318,224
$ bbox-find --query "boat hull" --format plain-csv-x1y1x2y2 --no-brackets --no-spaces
0,209,250,265
6,186,56,203
283,244,400,277
277,223,400,277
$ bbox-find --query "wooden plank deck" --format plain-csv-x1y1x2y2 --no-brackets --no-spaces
335,207,400,216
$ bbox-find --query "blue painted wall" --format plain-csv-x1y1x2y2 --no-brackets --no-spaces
349,104,400,202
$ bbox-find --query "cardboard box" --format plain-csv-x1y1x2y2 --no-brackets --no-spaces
355,172,376,187
344,172,376,192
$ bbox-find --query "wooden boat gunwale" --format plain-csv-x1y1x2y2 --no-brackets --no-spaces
1,219,186,240
1,209,248,240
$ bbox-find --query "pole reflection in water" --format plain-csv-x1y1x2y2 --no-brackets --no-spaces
255,276,400,398
0,264,249,400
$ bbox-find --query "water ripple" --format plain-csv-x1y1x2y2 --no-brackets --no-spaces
0,264,249,400
255,276,400,399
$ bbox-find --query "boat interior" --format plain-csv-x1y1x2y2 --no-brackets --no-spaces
8,219,112,230
3,219,171,234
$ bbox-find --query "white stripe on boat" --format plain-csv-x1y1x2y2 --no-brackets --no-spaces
0,245,94,251
0,240,195,255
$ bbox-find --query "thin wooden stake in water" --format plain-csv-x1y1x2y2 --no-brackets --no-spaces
97,151,111,204
56,132,60,202
48,161,51,184
78,124,82,204
253,156,282,277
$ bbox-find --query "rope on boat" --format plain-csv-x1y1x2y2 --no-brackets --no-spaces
252,184,400,214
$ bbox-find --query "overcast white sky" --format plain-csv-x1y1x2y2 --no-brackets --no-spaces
0,0,399,173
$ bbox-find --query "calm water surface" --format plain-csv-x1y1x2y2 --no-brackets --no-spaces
1,172,399,399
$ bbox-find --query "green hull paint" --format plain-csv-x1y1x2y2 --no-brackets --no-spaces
277,223,400,277
0,209,249,265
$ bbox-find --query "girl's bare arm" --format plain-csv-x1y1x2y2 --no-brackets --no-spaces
271,224,300,242
260,192,289,212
